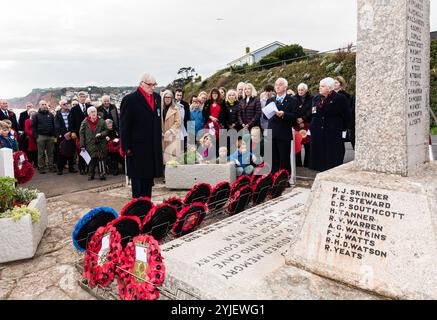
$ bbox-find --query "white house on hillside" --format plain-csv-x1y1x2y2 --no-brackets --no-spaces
227,41,318,68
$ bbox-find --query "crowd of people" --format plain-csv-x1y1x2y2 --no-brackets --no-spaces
0,93,124,180
157,75,355,175
0,74,355,191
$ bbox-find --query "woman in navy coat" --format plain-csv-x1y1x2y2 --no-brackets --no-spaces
309,77,351,172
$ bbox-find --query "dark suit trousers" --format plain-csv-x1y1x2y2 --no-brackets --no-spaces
131,178,154,199
272,139,291,174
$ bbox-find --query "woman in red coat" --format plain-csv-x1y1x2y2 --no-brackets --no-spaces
24,109,38,167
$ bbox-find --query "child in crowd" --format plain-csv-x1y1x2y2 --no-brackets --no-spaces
198,132,215,163
229,138,256,177
105,119,123,175
2,119,19,142
216,146,228,164
189,97,205,138
0,120,18,151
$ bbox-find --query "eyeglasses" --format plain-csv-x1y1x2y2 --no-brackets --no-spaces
142,81,157,87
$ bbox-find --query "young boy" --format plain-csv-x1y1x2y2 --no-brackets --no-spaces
216,146,228,164
0,120,18,151
229,138,257,177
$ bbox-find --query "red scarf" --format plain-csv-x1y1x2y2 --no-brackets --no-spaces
138,86,155,111
318,91,333,109
86,116,99,132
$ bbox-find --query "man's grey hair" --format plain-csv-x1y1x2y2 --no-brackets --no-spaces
78,91,88,97
298,83,308,91
139,73,156,85
59,99,68,105
105,119,113,124
87,106,97,116
275,78,288,88
320,77,336,91
102,95,110,102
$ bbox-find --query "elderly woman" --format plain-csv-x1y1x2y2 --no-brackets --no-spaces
162,90,182,164
79,106,108,180
294,83,313,167
239,83,261,132
309,77,351,172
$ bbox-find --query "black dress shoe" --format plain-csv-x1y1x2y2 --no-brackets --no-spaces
100,176,106,181
57,171,63,175
69,168,78,173
80,170,85,175
88,176,95,181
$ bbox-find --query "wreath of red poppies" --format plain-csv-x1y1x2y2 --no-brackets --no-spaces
82,225,122,287
172,203,207,238
13,151,34,184
117,235,165,300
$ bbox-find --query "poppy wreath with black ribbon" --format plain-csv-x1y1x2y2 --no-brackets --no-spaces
117,235,165,300
172,203,207,238
252,173,273,205
13,151,34,184
230,175,251,197
108,216,142,249
142,203,177,242
183,183,212,206
120,197,154,221
207,181,231,211
82,225,122,287
163,197,184,213
227,185,252,216
270,169,290,199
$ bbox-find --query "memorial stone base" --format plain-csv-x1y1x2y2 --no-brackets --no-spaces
159,188,379,300
287,162,437,300
0,193,48,263
165,163,236,190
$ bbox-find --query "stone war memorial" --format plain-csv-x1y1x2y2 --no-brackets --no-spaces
159,0,437,300
288,0,437,300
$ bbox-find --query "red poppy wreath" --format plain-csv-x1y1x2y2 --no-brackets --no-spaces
117,235,165,300
172,203,207,238
82,225,122,287
13,151,34,184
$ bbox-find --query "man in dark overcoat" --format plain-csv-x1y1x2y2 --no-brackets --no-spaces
120,73,163,199
267,78,299,175
69,92,89,175
309,77,351,172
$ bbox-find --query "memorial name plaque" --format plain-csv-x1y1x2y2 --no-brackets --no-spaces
160,189,311,300
287,163,437,300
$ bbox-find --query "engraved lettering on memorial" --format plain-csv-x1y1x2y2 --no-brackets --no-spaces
324,186,404,260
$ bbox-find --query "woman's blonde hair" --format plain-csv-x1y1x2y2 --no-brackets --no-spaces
243,83,257,99
226,89,238,102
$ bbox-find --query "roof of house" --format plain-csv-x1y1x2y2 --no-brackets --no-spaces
431,31,437,40
228,41,319,65
228,41,286,65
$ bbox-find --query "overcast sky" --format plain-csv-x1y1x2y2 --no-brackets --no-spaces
1,0,436,99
